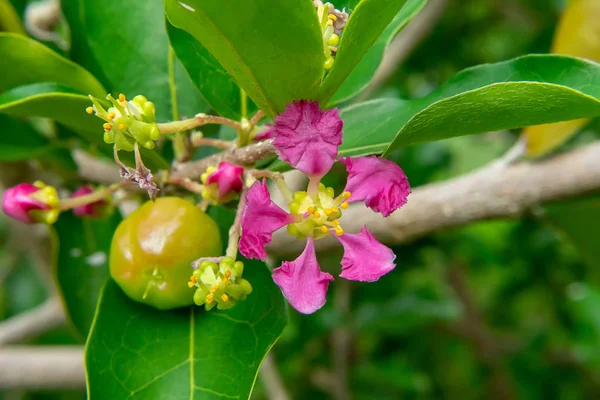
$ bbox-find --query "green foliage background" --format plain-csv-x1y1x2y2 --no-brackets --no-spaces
3,0,600,399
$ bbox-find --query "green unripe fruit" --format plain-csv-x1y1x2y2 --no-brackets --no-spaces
110,197,222,310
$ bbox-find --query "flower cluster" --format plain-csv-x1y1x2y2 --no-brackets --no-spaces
239,101,410,314
188,257,253,311
314,1,349,71
87,93,160,151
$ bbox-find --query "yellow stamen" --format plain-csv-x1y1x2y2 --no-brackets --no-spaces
335,227,344,236
107,112,116,120
341,202,349,210
313,211,321,218
221,294,229,302
103,123,113,131
209,284,219,293
324,208,336,216
188,281,195,288
206,294,214,304
329,14,337,21
332,219,340,226
327,19,333,26
308,206,316,213
118,123,125,131
224,270,232,278
118,93,126,102
343,191,351,200
320,225,329,233
86,107,94,114
222,276,230,285
188,276,197,288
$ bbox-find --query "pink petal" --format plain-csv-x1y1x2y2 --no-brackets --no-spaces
239,180,295,261
336,227,396,282
272,239,334,314
272,101,343,177
2,183,48,224
253,125,276,141
206,161,244,200
341,156,410,217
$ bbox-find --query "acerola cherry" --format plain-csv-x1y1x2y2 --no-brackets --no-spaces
110,197,222,310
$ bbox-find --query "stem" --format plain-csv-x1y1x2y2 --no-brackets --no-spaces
190,135,234,150
240,89,248,120
249,110,264,127
250,169,293,204
168,47,179,121
225,184,248,259
58,184,121,211
158,114,242,135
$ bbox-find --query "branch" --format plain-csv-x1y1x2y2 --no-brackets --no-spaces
0,298,65,346
259,353,291,400
269,141,600,255
0,346,85,390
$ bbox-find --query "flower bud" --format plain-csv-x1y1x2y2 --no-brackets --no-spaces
71,186,113,218
200,162,244,204
88,93,160,151
2,182,60,224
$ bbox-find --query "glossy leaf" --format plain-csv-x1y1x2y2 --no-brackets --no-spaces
52,212,122,339
0,33,105,96
0,83,169,169
522,0,600,157
164,0,324,117
166,21,249,120
317,0,408,104
0,114,53,161
329,0,428,105
62,0,205,119
86,260,287,399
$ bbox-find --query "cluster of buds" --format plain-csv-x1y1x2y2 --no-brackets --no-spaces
188,257,253,311
314,1,349,71
2,182,115,224
200,162,244,205
87,94,160,151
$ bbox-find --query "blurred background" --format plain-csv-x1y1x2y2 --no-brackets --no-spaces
3,0,600,399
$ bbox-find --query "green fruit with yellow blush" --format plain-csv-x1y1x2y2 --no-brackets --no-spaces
109,197,222,310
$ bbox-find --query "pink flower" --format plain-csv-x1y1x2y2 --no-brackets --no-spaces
272,101,343,177
341,156,410,217
239,180,296,261
2,182,59,224
272,239,334,314
253,125,276,141
337,227,396,281
72,186,109,218
205,162,244,201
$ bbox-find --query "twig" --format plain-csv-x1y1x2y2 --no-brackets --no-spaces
0,298,65,346
259,353,290,400
269,141,600,255
0,346,85,390
225,184,249,259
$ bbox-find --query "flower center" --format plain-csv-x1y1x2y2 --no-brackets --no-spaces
287,183,350,239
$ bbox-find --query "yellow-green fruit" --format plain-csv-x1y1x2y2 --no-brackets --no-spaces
110,197,222,310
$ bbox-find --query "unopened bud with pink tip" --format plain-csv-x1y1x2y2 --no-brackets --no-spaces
200,162,244,204
2,181,60,224
71,186,113,218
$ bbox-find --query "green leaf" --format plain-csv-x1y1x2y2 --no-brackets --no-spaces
326,55,600,157
62,0,206,120
0,33,105,96
329,0,427,105
0,0,26,34
86,260,287,399
164,0,324,117
0,114,52,161
167,21,254,120
52,212,122,339
317,0,409,104
0,83,169,170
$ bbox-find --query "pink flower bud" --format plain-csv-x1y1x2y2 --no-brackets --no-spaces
2,182,60,224
202,162,244,204
72,186,110,218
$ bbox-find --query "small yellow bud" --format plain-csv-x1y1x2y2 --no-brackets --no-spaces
206,294,214,304
86,107,94,114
